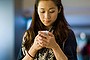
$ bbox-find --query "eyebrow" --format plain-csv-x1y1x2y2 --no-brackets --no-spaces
40,7,56,10
49,7,56,10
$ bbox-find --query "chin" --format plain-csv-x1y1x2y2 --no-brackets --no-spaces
44,25,50,27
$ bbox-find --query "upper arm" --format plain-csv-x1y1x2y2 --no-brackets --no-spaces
64,29,77,60
17,32,28,60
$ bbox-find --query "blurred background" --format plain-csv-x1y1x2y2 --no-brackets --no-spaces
0,0,90,60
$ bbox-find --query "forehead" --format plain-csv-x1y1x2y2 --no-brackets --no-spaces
38,0,57,9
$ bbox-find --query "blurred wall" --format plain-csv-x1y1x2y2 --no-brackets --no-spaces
62,0,90,15
23,0,35,10
22,0,35,17
0,0,14,60
15,0,25,59
62,0,90,36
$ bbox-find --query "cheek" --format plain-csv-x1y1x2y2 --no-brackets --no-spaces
38,13,44,22
51,13,58,21
38,10,43,20
39,14,43,19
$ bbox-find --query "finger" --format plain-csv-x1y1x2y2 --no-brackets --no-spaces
37,42,43,47
48,32,54,37
38,37,48,44
36,35,46,43
38,41,47,47
38,32,47,39
35,34,39,40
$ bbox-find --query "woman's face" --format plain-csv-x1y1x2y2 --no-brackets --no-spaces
37,0,60,28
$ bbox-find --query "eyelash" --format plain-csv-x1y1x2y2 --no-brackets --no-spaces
40,11,45,13
40,11,55,13
50,11,55,13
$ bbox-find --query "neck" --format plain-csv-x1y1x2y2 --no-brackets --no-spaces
46,26,54,33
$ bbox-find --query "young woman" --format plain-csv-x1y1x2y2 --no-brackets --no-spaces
17,0,77,60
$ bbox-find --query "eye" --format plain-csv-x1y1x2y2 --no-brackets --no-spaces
40,10,45,13
49,10,55,13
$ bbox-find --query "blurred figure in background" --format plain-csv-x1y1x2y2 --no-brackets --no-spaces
81,39,90,60
23,10,31,20
22,10,32,29
77,32,87,60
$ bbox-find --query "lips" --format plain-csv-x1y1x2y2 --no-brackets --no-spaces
45,21,50,24
42,20,52,26
44,20,51,23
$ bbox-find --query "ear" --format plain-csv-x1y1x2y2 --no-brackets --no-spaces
58,6,62,13
58,8,61,13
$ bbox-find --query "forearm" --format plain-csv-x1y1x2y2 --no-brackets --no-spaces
52,44,68,60
22,54,33,60
22,46,38,60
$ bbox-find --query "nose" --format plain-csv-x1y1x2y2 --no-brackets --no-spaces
44,12,51,19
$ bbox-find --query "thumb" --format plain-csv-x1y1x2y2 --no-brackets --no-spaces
48,32,54,37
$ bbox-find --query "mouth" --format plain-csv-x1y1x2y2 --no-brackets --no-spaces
44,20,51,24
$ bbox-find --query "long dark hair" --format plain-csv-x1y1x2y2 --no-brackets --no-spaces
24,0,70,51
